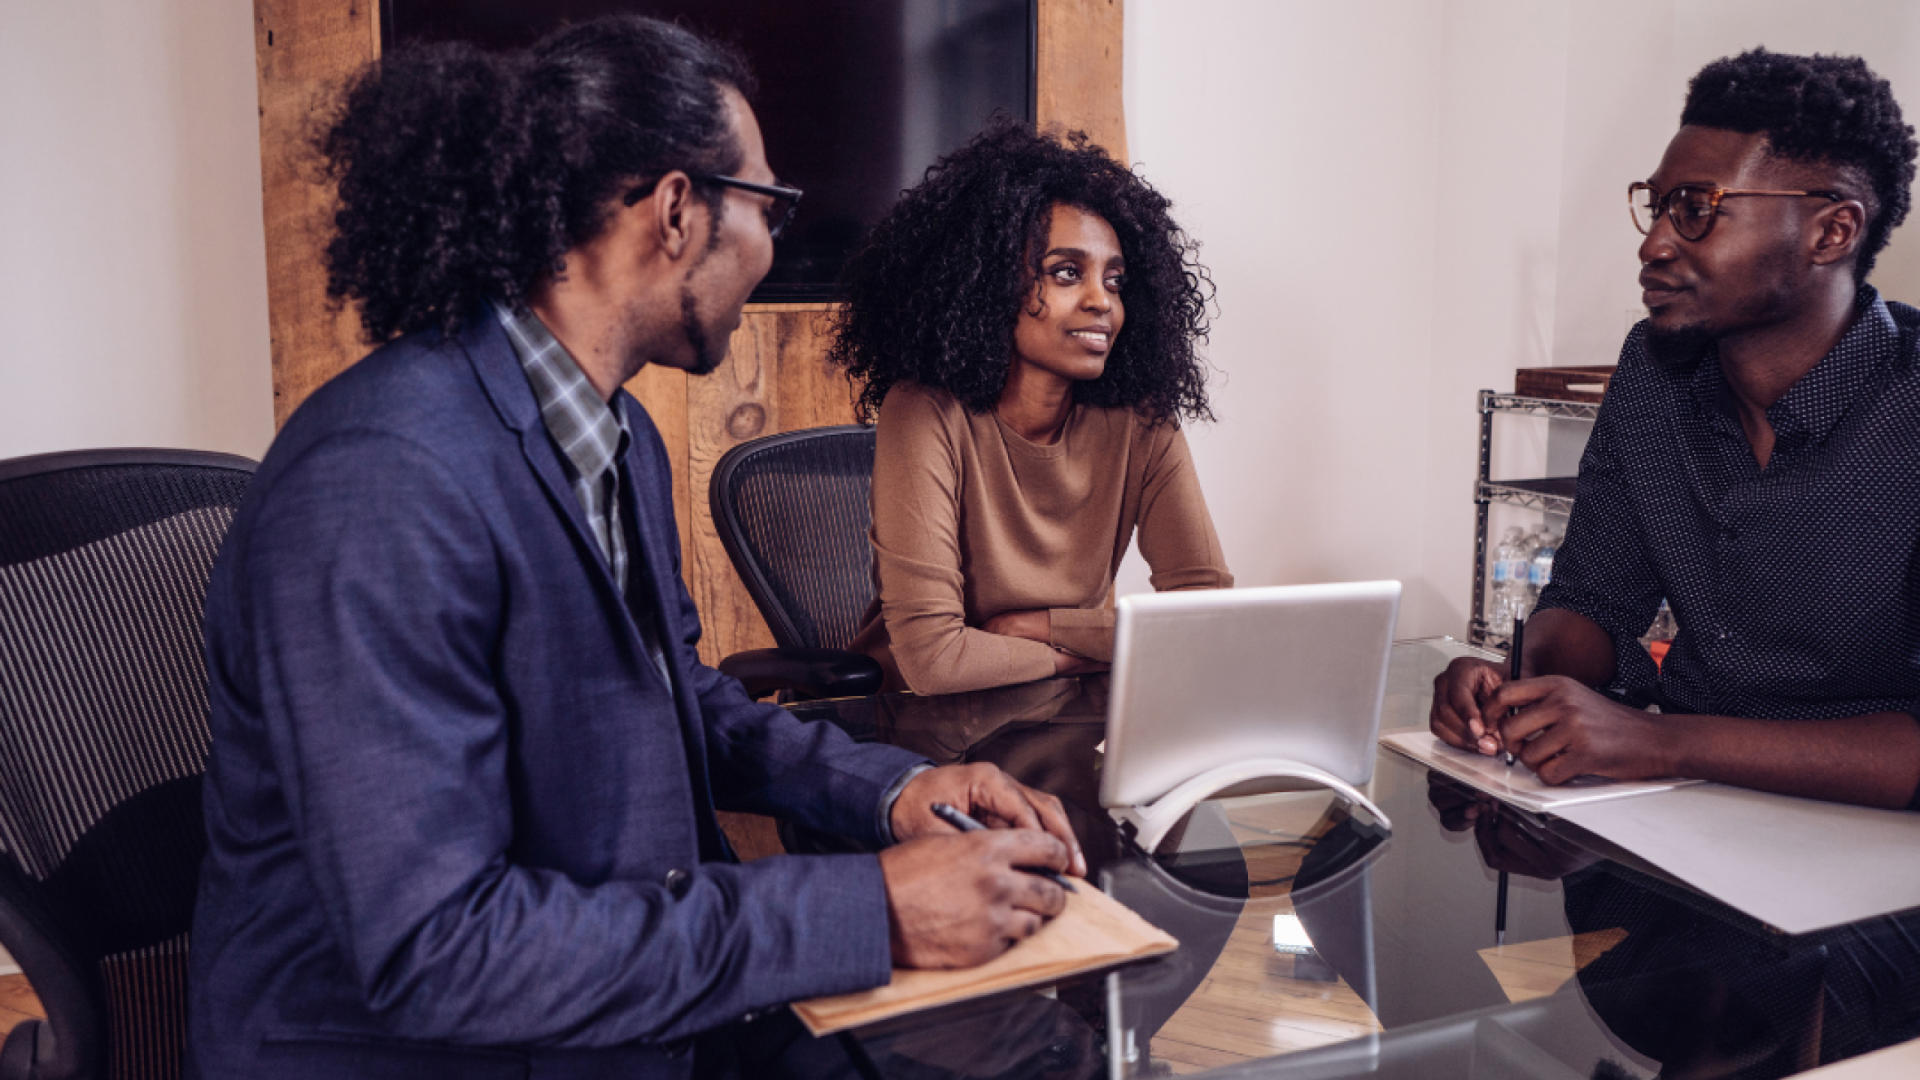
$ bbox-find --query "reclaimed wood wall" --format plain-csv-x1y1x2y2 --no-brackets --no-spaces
1039,0,1128,163
252,0,381,427
646,302,852,667
251,0,1127,669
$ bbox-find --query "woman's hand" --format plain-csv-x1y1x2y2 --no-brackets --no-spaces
982,610,1108,677
1050,652,1107,676
981,609,1051,643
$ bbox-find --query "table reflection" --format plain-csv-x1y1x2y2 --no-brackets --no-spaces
785,641,1920,1079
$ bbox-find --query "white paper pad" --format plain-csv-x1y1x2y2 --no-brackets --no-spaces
1380,730,1700,813
1555,785,1920,935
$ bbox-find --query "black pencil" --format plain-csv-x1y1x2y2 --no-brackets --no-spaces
1496,870,1510,946
1505,616,1525,767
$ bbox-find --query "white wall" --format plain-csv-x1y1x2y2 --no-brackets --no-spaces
6,0,1920,629
1121,0,1920,640
0,0,269,976
1122,0,1449,629
0,0,273,463
1551,0,1920,371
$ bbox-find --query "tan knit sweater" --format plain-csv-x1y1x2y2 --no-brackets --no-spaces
848,383,1233,695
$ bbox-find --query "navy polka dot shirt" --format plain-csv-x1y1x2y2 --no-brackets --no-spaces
1537,287,1920,737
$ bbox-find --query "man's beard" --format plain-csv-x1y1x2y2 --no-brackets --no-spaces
1644,319,1715,371
1644,247,1802,372
677,208,732,377
679,283,723,376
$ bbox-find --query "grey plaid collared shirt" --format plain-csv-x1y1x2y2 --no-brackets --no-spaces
495,302,922,844
494,302,669,681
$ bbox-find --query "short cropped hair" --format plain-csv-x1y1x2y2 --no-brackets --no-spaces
1682,48,1917,282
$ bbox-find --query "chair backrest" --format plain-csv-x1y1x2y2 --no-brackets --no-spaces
0,448,254,1080
708,426,877,652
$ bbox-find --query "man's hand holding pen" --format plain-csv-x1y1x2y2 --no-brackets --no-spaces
1479,676,1678,783
877,763,1087,969
1431,660,1679,784
1429,655,1518,757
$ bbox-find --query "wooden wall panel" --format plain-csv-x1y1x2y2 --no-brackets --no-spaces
250,0,1127,666
0,974,44,1039
1037,0,1127,162
687,315,779,667
260,0,1124,433
775,307,860,434
682,304,853,669
253,0,378,427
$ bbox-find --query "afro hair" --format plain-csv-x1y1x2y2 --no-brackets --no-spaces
828,122,1215,425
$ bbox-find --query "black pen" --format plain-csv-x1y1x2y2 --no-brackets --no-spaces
1505,616,1525,767
929,802,1078,893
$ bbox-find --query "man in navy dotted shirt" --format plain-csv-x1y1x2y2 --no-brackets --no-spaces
1432,48,1920,811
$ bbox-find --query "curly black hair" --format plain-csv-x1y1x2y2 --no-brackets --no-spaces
1682,48,1917,283
828,123,1214,425
322,16,754,342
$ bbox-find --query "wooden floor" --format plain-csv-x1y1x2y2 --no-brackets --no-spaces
0,974,45,1038
1478,929,1627,1003
1151,905,1384,1073
1144,797,1625,1074
1148,797,1383,1073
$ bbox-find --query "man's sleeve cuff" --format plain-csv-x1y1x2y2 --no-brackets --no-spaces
876,763,934,845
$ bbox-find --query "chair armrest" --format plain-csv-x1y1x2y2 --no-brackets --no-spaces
719,647,884,701
0,855,104,1080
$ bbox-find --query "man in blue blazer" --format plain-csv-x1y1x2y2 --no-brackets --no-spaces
188,17,1083,1079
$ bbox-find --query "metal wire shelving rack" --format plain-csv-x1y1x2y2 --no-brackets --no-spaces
1468,391,1602,651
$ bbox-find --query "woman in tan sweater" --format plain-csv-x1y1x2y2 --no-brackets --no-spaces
832,124,1232,695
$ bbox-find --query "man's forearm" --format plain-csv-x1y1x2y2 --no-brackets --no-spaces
1517,610,1920,807
1520,608,1618,687
1660,710,1920,810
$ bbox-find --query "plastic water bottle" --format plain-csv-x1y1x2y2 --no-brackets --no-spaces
1640,599,1678,668
1489,548,1512,636
1502,529,1531,631
1504,527,1537,622
1489,528,1524,635
1526,530,1558,617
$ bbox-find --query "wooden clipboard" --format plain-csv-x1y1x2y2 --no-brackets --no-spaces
790,883,1178,1036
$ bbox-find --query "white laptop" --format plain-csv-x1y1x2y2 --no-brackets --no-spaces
1101,581,1402,849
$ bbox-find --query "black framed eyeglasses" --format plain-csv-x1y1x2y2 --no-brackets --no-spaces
1629,181,1840,242
623,174,803,240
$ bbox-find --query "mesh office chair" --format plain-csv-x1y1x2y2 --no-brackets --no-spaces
708,426,885,700
0,449,255,1080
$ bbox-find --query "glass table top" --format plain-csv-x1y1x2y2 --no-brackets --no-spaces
783,639,1920,1079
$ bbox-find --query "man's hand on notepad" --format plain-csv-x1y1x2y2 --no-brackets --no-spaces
1432,659,1675,784
878,763,1085,969
1481,676,1675,785
889,763,1085,872
878,827,1072,969
1431,657,1512,756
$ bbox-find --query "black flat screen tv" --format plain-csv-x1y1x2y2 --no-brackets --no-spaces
383,0,1037,302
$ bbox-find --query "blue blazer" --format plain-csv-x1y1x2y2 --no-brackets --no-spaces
187,315,925,1080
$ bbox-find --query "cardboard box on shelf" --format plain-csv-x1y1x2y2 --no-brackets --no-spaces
1515,366,1615,403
